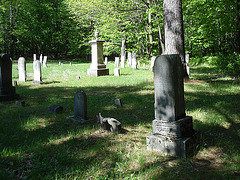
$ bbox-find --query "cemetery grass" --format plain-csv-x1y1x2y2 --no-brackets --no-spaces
0,60,239,179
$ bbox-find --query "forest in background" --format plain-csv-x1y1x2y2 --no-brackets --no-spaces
0,0,239,76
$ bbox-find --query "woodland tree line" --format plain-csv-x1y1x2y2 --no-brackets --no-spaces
0,0,239,76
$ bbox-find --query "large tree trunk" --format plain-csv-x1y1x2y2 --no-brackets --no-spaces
163,0,188,77
236,0,240,53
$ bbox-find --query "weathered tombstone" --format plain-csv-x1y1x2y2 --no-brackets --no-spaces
16,100,25,106
146,55,200,158
114,68,120,76
33,54,36,61
127,52,132,67
114,57,120,67
33,60,43,84
0,54,20,101
138,61,140,67
131,52,137,69
69,62,72,66
18,57,26,82
104,57,108,65
114,98,122,107
185,53,190,76
121,38,126,68
67,90,89,123
150,56,157,71
43,56,47,67
76,76,80,79
97,113,121,133
59,61,61,65
39,54,43,65
87,30,109,76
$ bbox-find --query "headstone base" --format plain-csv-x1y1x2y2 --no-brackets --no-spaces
87,68,109,77
0,87,20,101
146,130,201,158
67,116,90,123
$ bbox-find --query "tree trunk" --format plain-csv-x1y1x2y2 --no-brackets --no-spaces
163,0,188,77
236,0,240,53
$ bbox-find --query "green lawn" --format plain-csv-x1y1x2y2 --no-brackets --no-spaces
0,60,239,179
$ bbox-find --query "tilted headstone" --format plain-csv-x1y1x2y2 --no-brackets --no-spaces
115,57,120,67
97,113,121,133
67,90,89,123
146,55,200,158
127,52,132,67
114,68,120,76
131,52,137,69
43,56,47,67
18,57,26,82
33,54,36,61
33,60,43,84
0,54,20,101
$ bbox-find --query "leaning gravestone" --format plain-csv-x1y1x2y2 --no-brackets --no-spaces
0,54,20,101
33,60,43,84
104,57,108,65
18,57,27,82
67,90,89,123
146,54,200,158
115,57,120,67
131,52,137,69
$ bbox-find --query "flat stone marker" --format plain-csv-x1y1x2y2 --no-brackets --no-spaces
115,57,120,67
18,57,27,82
114,68,120,76
43,56,47,67
0,54,20,101
67,90,89,123
114,98,122,107
48,105,63,113
33,60,43,84
131,52,137,69
146,54,200,158
16,100,25,106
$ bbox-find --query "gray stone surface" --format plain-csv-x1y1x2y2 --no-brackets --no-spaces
146,130,201,158
39,54,43,65
33,60,43,84
0,54,20,101
185,54,190,75
150,56,157,71
131,52,137,69
48,105,63,113
43,56,47,67
114,98,122,107
97,113,121,133
33,54,36,61
127,52,132,66
67,90,89,123
154,55,185,121
18,57,26,82
16,100,25,106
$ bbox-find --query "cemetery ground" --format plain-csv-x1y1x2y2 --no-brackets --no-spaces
0,59,239,179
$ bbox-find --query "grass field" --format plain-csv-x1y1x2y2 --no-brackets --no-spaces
0,59,239,179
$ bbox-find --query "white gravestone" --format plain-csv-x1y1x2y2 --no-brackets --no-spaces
39,54,43,65
33,60,43,84
115,57,120,67
114,68,120,76
131,52,137,69
33,54,36,61
43,56,47,67
127,52,132,67
18,57,26,82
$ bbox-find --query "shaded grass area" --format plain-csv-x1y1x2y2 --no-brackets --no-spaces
0,62,239,179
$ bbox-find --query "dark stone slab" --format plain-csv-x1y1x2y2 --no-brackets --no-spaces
146,130,201,158
154,55,185,121
152,116,194,138
16,100,25,106
48,105,63,113
0,54,20,101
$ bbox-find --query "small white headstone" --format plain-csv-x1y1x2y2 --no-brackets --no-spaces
33,60,42,84
131,52,137,69
18,57,26,82
104,57,108,65
43,56,47,67
114,68,120,76
39,54,43,65
33,54,36,61
115,57,120,67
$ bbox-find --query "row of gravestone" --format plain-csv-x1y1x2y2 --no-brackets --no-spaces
18,56,48,84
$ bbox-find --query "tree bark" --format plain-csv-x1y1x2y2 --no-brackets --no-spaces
163,0,188,77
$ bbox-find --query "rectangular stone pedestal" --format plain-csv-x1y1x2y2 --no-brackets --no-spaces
146,130,201,158
87,68,109,77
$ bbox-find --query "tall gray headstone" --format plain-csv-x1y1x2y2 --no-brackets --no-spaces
127,52,132,67
18,57,26,82
67,90,89,123
33,60,43,84
131,52,137,69
115,57,120,67
146,55,200,158
0,54,20,101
